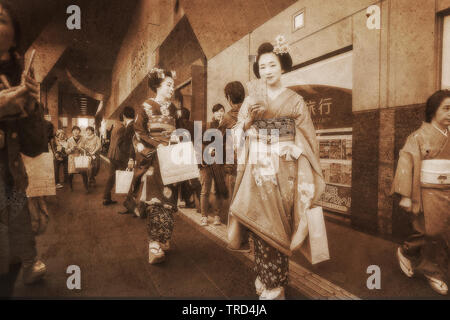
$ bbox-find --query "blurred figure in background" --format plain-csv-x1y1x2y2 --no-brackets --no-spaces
173,89,200,210
0,1,49,297
218,81,245,216
199,103,228,226
53,129,68,189
81,126,102,187
103,106,135,206
66,126,89,193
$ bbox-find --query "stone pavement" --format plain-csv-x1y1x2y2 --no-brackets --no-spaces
11,164,303,299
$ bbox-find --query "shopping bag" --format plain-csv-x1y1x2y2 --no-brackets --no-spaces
300,206,330,265
115,170,134,194
74,155,90,171
157,142,200,185
140,174,148,202
21,152,56,197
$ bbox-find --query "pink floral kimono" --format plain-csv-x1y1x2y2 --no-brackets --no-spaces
230,88,325,289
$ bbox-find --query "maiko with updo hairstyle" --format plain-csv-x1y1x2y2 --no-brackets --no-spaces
229,35,327,299
252,42,293,79
123,66,180,265
147,68,176,93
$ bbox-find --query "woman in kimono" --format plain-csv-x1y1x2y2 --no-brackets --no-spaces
229,37,325,299
131,68,179,264
392,89,450,295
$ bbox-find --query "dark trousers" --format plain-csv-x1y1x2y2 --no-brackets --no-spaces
103,159,125,201
68,172,88,190
123,159,150,213
54,158,68,184
0,263,22,298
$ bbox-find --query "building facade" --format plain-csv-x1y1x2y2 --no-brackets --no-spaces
105,0,450,238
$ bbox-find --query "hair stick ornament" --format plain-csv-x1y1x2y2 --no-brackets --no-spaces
273,35,289,55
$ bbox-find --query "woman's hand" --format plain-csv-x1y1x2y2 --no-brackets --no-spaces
169,134,180,144
0,85,28,117
399,197,412,211
21,72,39,102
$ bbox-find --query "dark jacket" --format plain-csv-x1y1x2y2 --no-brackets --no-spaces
0,59,48,193
0,57,48,275
107,120,135,165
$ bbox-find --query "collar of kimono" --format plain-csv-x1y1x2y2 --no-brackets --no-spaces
125,118,133,127
432,123,448,137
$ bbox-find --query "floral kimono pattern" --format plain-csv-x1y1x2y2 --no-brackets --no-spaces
134,98,178,243
230,88,325,288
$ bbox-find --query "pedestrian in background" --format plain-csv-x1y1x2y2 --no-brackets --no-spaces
0,0,49,297
103,106,135,206
53,129,68,189
66,126,89,193
199,103,228,226
81,126,102,187
173,89,200,210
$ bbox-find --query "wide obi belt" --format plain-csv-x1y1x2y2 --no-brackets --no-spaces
421,159,450,187
253,117,295,142
147,115,176,138
249,117,302,177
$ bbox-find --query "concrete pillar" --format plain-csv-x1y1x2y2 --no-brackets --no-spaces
191,60,207,122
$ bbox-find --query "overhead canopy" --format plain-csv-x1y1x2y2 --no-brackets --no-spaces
180,0,296,59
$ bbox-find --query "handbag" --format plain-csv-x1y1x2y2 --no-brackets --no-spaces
115,169,134,194
300,206,330,265
157,141,200,185
74,154,91,171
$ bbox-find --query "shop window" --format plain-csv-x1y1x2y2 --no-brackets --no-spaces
282,51,353,219
292,9,305,32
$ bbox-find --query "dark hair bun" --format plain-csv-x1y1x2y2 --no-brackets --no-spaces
253,42,293,78
147,69,174,93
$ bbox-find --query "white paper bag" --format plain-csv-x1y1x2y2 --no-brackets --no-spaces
74,155,90,170
140,174,148,202
22,152,56,197
300,206,330,265
157,142,200,185
115,170,134,194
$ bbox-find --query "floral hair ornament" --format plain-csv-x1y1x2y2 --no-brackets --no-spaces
273,35,289,55
148,67,165,80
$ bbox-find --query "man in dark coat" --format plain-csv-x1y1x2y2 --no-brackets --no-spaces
103,106,135,206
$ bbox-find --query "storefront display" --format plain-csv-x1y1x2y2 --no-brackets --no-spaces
285,51,353,216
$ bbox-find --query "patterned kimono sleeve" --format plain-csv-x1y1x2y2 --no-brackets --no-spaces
293,96,320,157
134,106,160,148
392,135,418,198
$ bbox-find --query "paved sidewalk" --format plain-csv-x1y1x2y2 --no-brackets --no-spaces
179,208,450,299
